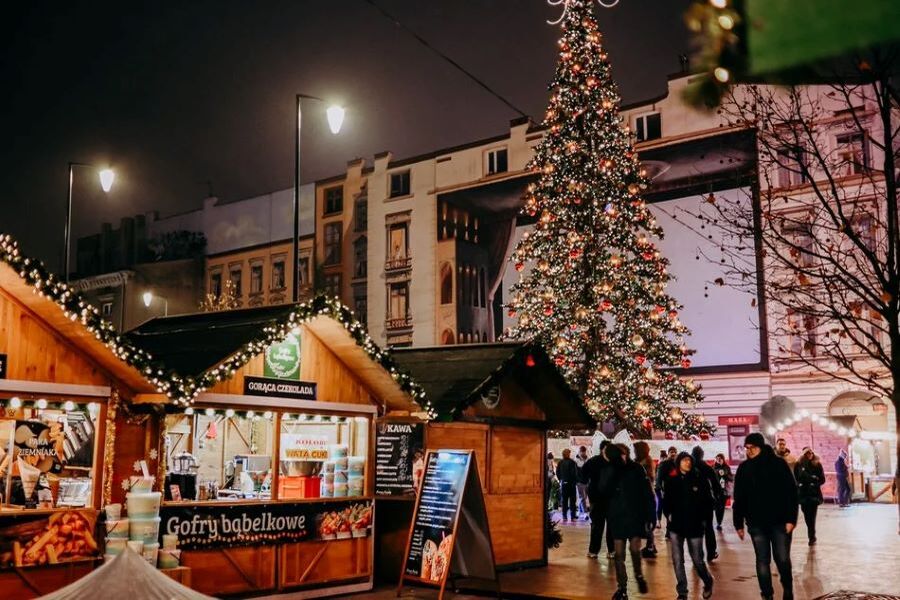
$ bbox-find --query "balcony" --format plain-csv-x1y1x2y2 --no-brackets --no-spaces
385,256,412,273
385,315,413,331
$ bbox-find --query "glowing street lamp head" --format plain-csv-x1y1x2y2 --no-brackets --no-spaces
326,105,345,134
142,291,153,308
98,168,115,193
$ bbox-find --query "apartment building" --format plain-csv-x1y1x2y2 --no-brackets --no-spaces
314,159,369,324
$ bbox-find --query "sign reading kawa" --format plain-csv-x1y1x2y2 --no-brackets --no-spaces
243,375,317,401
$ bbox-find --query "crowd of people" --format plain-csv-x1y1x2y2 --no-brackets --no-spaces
547,433,835,600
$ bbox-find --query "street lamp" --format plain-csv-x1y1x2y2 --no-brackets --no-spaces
142,291,168,316
293,94,344,303
64,163,114,282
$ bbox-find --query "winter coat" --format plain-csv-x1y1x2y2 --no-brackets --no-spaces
582,455,614,508
634,441,656,483
655,457,677,492
794,457,825,505
733,445,799,531
556,457,579,484
835,455,850,479
662,455,714,538
574,453,590,484
712,462,733,497
691,446,723,500
604,460,656,540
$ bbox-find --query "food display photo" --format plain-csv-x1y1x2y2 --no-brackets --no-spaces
0,510,99,568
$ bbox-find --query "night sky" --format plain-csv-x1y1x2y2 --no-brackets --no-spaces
1,0,693,270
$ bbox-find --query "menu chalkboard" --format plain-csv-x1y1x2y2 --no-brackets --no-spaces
375,421,425,496
398,450,498,599
402,451,469,583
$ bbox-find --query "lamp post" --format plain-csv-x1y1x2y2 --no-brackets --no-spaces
142,290,168,316
292,94,345,303
64,163,115,282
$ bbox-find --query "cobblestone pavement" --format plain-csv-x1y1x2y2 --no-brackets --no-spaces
344,503,900,600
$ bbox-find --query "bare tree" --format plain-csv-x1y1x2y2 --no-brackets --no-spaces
692,55,900,468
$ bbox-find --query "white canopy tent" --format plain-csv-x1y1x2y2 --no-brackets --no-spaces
39,549,215,600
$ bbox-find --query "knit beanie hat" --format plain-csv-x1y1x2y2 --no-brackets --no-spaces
744,432,766,447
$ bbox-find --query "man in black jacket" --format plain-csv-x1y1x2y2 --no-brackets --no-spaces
654,446,678,526
663,452,714,600
582,440,615,558
691,445,722,560
733,433,799,600
556,448,579,522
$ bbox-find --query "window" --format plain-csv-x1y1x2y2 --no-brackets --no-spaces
388,223,407,260
389,170,410,198
210,271,223,298
835,132,870,175
324,223,342,265
388,282,409,320
485,147,508,176
440,262,453,305
479,267,486,308
354,197,368,232
297,257,310,286
324,273,341,298
776,146,809,188
324,186,343,215
782,218,815,269
850,213,877,253
229,266,242,297
250,263,263,294
271,260,285,290
1,406,102,509
634,112,662,142
353,237,367,279
441,329,455,345
101,302,113,317
787,309,817,357
354,296,368,326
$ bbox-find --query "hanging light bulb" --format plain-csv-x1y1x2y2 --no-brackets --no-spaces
263,411,273,420
185,407,195,416
205,408,215,417
36,398,49,410
9,397,22,409
63,400,76,412
225,408,235,418
246,410,255,420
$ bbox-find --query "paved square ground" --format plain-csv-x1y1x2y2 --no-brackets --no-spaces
345,503,900,600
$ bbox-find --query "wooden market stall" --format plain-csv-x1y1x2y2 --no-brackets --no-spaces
124,300,427,598
0,235,160,597
373,342,593,582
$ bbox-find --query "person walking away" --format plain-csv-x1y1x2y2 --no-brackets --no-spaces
582,440,616,559
574,445,591,519
546,452,559,511
691,445,722,561
654,446,678,527
663,452,715,600
733,433,798,600
775,438,798,470
556,449,579,522
603,444,653,600
835,450,852,507
794,447,825,545
712,453,733,531
633,441,657,557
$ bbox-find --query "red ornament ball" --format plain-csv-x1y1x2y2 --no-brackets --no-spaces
543,305,554,316
554,356,565,366
681,358,692,369
635,354,646,365
507,309,516,318
515,262,525,272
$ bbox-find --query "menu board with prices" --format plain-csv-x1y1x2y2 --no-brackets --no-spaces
398,450,498,599
374,421,424,496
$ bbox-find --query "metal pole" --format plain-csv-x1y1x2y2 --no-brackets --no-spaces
64,162,74,282
292,94,302,303
163,298,169,317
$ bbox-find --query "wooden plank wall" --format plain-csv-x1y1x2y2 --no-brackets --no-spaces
0,289,111,386
206,325,374,407
426,423,544,567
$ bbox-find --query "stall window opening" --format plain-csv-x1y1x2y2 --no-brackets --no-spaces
0,400,101,510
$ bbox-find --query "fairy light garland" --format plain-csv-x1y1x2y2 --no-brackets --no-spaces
0,233,433,419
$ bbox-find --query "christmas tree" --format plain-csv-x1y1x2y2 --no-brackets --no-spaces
506,0,708,437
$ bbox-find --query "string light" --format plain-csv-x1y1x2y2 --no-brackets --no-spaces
36,398,48,410
63,400,75,411
9,397,22,409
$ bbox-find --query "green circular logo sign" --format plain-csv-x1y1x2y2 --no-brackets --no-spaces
265,333,301,379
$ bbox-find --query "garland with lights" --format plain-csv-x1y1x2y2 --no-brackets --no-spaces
1,233,431,417
506,1,711,437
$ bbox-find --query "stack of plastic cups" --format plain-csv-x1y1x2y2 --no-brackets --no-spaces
331,445,348,498
348,456,365,497
158,533,181,569
320,461,335,497
126,477,161,567
103,503,128,563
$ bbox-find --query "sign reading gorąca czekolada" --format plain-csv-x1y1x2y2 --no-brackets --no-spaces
243,375,317,401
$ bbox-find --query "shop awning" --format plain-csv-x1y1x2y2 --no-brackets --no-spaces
391,342,594,428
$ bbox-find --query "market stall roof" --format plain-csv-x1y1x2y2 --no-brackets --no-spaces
38,548,215,600
0,234,156,393
125,296,426,412
390,342,593,428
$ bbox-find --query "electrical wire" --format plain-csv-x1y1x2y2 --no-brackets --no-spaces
361,0,530,118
